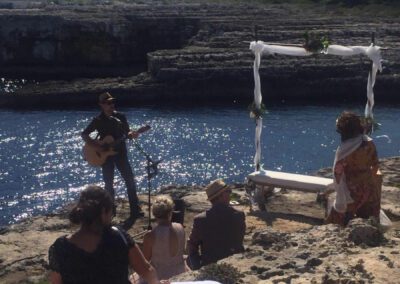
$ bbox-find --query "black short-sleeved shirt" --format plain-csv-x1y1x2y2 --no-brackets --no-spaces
82,111,130,153
49,227,135,284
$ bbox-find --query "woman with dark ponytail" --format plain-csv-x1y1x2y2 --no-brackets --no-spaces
48,185,167,284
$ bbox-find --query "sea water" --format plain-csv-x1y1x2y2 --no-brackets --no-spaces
0,104,399,226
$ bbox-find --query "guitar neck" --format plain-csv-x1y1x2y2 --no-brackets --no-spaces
136,125,151,134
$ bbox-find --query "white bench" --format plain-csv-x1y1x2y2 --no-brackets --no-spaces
246,170,334,211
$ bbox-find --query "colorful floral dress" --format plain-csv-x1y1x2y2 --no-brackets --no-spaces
326,140,382,226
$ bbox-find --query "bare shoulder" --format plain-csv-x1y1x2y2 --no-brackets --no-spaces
172,222,185,230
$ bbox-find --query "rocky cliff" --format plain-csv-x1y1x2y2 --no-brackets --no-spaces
1,157,400,283
0,2,399,107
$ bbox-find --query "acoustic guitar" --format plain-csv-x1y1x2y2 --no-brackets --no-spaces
83,125,151,167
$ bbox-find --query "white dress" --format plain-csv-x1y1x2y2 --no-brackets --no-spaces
150,222,188,279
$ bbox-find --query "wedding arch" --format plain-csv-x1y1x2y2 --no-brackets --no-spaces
248,38,383,171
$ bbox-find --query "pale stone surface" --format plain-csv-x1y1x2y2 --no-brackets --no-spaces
1,157,400,283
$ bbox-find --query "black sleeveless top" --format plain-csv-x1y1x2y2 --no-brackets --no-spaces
48,227,134,284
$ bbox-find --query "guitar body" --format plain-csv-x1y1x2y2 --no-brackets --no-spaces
82,125,151,167
83,136,118,167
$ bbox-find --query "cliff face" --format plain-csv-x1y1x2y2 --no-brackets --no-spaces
0,8,199,67
0,2,399,107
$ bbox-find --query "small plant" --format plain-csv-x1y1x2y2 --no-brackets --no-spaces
361,116,380,133
248,101,267,119
229,191,242,204
391,183,400,189
32,279,50,284
196,263,243,284
303,32,330,53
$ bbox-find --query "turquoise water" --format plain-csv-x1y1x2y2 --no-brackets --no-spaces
0,104,399,226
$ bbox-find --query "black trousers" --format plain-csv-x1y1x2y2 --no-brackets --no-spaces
102,152,140,215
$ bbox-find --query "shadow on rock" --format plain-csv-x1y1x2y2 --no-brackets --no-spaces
249,210,324,227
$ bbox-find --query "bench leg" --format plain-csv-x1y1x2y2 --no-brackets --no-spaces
255,186,267,211
246,182,274,212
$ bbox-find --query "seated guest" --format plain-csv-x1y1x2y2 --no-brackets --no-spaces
187,179,246,270
48,185,166,284
142,195,190,280
324,111,382,226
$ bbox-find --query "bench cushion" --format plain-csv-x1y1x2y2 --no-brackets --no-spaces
248,170,334,193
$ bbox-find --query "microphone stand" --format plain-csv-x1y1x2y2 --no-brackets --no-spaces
133,140,161,231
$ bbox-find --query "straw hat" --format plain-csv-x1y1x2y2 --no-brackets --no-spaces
206,179,229,200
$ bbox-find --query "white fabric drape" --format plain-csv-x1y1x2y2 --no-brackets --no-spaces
325,44,382,119
332,135,372,213
250,41,264,170
254,118,262,170
249,40,383,170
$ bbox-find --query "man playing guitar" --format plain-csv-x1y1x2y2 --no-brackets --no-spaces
81,92,149,226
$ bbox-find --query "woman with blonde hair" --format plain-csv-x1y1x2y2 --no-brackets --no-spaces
142,195,190,280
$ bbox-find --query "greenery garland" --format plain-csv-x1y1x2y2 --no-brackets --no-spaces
361,116,380,133
248,101,267,119
303,32,330,53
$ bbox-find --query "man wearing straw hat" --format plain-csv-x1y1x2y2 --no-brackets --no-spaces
187,179,245,270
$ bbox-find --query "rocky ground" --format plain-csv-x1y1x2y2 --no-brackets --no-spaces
0,1,400,107
1,157,400,283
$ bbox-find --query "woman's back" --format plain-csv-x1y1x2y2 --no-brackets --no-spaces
341,140,380,196
49,227,132,284
151,222,187,279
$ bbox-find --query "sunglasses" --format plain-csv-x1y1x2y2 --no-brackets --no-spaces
103,101,114,105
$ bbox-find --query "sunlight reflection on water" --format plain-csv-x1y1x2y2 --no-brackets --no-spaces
0,105,399,225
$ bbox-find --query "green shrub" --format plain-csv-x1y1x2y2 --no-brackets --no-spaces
196,263,243,284
33,279,50,284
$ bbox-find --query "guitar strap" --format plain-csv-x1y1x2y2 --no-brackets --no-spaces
110,115,122,124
